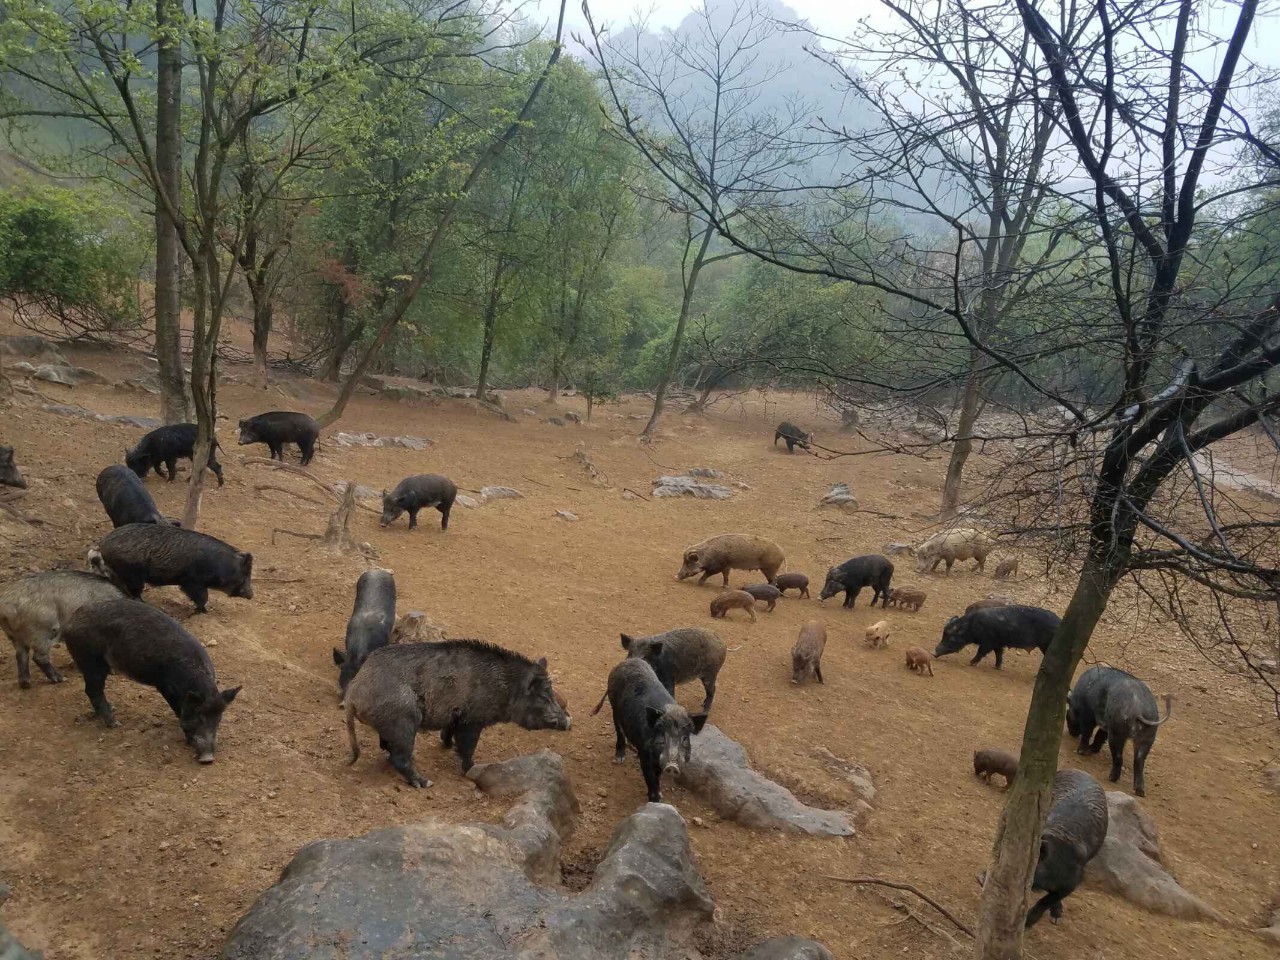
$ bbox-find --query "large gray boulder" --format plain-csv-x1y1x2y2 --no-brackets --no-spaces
0,335,66,365
675,726,857,838
1085,791,1227,923
220,752,716,960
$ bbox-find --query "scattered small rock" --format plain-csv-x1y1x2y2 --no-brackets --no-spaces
329,432,432,451
116,376,161,395
546,416,567,427
455,494,480,509
1262,765,1280,792
884,542,914,556
331,481,381,501
819,483,858,510
522,408,538,417
0,334,67,365
564,412,582,424
480,486,523,502
686,467,724,478
555,510,578,522
40,403,160,430
737,937,834,960
652,475,733,500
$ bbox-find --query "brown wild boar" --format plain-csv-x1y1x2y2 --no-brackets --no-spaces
864,620,889,648
915,528,994,574
965,596,1011,615
904,646,934,676
888,586,926,611
676,534,785,586
974,748,1018,789
791,620,827,684
741,583,781,611
993,557,1019,580
710,590,757,622
774,572,809,598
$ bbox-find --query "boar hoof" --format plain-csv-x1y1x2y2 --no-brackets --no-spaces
197,752,215,764
18,679,31,690
613,754,626,765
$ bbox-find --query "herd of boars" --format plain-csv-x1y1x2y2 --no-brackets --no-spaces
0,414,1177,929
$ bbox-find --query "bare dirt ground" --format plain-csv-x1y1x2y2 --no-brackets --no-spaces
1,339,1278,960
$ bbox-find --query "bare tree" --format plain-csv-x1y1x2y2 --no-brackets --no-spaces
154,0,189,423
583,0,812,438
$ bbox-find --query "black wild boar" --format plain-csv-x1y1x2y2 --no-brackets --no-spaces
611,627,726,714
601,658,707,803
773,421,813,453
934,604,1060,669
237,411,319,465
0,445,27,489
741,583,781,611
380,474,458,531
96,464,172,528
819,555,894,608
90,523,253,613
332,569,396,696
773,572,809,598
61,598,241,763
1027,769,1108,927
125,423,224,487
0,571,124,688
344,639,571,787
1067,665,1173,797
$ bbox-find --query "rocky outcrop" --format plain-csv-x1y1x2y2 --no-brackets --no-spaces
1085,791,1227,923
653,475,733,500
675,726,858,837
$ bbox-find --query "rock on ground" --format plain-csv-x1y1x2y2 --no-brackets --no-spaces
555,510,579,521
736,937,834,960
329,432,432,451
331,480,381,501
1085,791,1227,923
686,467,724,478
1258,895,1280,942
480,485,523,502
0,335,67,364
652,475,733,500
819,483,858,510
455,493,480,509
40,403,159,430
812,746,876,823
219,752,715,960
676,726,857,838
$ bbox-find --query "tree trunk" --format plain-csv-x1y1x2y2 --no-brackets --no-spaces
181,254,219,531
643,223,714,438
547,354,561,402
154,0,189,425
941,350,983,519
476,281,501,402
975,555,1117,959
322,312,362,382
248,276,272,390
586,391,594,420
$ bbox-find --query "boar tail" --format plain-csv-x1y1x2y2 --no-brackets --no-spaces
590,689,608,716
1136,693,1173,727
345,701,360,764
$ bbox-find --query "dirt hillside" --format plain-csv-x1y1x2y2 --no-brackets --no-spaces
1,343,1277,960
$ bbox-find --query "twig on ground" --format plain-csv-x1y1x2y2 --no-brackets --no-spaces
271,528,323,546
821,876,974,938
242,457,379,514
521,474,551,487
622,487,651,501
254,483,326,507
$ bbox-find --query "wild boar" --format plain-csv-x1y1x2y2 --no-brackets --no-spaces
965,596,1011,615
237,411,319,465
819,555,893,608
935,605,1060,669
740,583,781,611
773,421,813,454
0,445,27,489
915,528,995,574
344,639,571,787
380,474,458,531
0,571,124,688
864,620,889,648
993,557,1019,580
1067,665,1172,797
90,523,253,613
773,572,810,598
96,464,171,528
791,620,826,684
613,627,726,713
887,586,926,611
61,598,241,763
904,646,933,675
1027,769,1108,927
710,590,757,622
601,658,706,803
676,534,786,586
974,748,1018,788
125,423,224,487
332,569,396,696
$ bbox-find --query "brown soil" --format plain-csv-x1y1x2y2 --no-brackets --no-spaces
1,341,1278,960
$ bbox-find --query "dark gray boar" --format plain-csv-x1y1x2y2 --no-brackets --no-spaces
741,583,781,611
332,568,396,695
96,464,172,528
237,411,319,465
791,620,826,684
90,523,253,613
601,658,706,803
819,555,893,608
344,639,571,787
1067,665,1172,797
0,571,124,688
934,604,1060,669
1027,768,1108,927
61,599,241,763
0,445,27,489
773,421,813,453
610,627,726,713
380,474,458,531
773,572,809,598
125,423,223,487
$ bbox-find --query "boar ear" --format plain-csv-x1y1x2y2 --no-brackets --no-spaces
645,706,663,728
1037,840,1049,863
689,712,708,735
620,633,632,650
381,489,388,499
332,648,346,665
220,686,242,707
648,640,664,659
687,551,699,563
536,657,548,671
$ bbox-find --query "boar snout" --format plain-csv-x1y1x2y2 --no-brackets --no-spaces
197,751,215,764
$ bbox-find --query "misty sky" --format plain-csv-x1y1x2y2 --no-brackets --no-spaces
528,0,874,41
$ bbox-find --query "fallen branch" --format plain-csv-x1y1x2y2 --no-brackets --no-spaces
254,575,305,583
521,474,551,488
242,457,379,514
271,528,322,546
622,487,651,501
820,876,974,938
0,501,36,525
0,489,27,504
854,508,903,520
254,483,326,507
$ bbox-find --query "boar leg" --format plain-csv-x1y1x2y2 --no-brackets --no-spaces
697,570,711,585
437,503,451,530
32,641,64,684
747,607,757,623
165,458,179,482
814,663,825,684
209,454,225,488
969,646,988,667
439,725,454,749
79,658,116,727
406,508,419,530
699,677,717,713
1133,743,1150,797
721,570,730,586
299,439,316,466
1024,891,1063,929
452,723,484,773
13,644,32,689
992,646,1004,669
640,753,663,803
181,583,210,613
1107,734,1126,783
382,719,429,788
613,716,627,763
